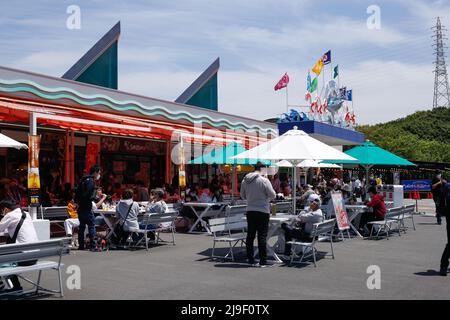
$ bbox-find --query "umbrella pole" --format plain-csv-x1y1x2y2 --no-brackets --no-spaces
231,165,235,203
293,165,297,214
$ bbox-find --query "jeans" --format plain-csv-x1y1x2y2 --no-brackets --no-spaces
246,211,269,265
281,223,311,254
440,214,450,270
78,210,96,249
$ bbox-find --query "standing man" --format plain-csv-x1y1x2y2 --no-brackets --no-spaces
439,176,450,276
240,162,276,267
75,165,101,251
432,171,445,225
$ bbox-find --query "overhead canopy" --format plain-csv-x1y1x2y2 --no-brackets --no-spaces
275,159,341,168
322,141,416,166
189,142,271,165
0,133,28,149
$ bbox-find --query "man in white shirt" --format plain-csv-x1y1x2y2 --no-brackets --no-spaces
0,200,38,293
281,194,324,256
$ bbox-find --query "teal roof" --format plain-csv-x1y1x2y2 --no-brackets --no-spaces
189,142,271,165
323,141,416,166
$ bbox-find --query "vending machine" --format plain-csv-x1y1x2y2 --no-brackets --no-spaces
376,185,404,208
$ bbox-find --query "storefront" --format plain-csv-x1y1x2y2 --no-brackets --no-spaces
0,66,277,195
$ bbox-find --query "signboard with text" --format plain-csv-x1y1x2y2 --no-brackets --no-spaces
331,191,350,231
401,180,432,192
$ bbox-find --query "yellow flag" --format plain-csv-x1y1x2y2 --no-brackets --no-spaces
311,58,324,76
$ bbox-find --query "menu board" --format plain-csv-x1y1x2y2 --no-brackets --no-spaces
331,191,350,231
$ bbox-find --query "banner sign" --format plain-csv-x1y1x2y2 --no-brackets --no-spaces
331,191,350,231
27,135,41,207
401,180,432,192
85,143,99,174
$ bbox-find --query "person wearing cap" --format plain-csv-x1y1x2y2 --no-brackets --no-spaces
299,184,316,207
359,186,386,236
281,194,324,257
240,162,276,267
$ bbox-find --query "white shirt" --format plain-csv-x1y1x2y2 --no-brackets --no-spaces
0,208,38,243
353,179,361,189
294,208,324,234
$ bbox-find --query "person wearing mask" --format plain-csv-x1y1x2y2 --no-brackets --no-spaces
359,186,386,236
240,162,276,267
438,176,450,276
74,165,101,251
432,171,445,225
280,194,324,257
0,200,38,293
114,189,140,245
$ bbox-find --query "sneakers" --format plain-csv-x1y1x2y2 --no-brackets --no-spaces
254,263,273,268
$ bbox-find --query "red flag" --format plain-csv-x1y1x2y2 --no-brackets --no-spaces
274,73,289,91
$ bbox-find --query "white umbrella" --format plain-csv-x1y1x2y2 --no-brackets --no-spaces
275,159,342,186
0,133,28,149
275,159,342,168
232,128,356,213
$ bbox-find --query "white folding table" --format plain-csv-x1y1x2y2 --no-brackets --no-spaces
183,202,228,234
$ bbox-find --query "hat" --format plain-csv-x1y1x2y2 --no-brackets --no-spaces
308,194,321,204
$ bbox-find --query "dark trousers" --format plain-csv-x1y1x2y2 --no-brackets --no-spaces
246,211,269,265
359,211,383,232
281,223,311,254
434,196,442,221
8,260,37,290
78,210,96,249
441,215,450,270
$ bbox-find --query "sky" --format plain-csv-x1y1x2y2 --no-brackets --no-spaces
0,0,449,125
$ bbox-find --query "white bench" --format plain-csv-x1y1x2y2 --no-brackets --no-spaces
367,207,403,240
224,205,247,217
130,213,177,250
209,215,247,261
401,204,416,231
287,219,336,267
0,238,71,297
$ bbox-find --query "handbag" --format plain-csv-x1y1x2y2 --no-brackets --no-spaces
111,202,134,244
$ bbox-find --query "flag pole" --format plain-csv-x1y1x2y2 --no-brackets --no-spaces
286,84,289,113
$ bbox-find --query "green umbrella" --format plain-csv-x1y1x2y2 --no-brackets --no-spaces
189,142,271,165
188,142,270,200
323,140,416,184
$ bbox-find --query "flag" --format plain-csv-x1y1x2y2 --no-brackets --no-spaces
311,58,324,76
333,65,339,79
322,50,331,65
274,73,289,91
310,77,318,92
307,71,311,92
345,89,352,101
339,86,347,98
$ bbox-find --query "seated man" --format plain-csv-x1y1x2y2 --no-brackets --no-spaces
358,186,386,236
0,200,38,293
281,194,324,256
141,188,168,238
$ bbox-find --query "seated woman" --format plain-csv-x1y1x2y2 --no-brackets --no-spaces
114,189,140,244
281,194,324,256
141,188,168,237
358,186,386,236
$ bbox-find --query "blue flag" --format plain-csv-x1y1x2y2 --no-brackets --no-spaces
322,50,331,65
345,89,352,101
307,71,311,91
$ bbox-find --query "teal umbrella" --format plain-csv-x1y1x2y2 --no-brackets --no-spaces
189,142,271,165
189,142,271,201
323,140,416,184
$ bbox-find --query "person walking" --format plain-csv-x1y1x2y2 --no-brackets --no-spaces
74,165,101,251
432,171,445,225
439,176,450,276
240,162,276,267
